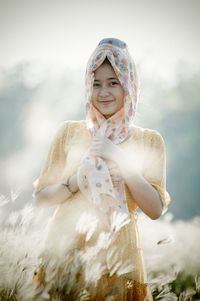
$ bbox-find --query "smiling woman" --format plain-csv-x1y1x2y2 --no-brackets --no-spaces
32,37,170,300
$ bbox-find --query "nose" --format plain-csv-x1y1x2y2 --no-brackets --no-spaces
98,86,110,98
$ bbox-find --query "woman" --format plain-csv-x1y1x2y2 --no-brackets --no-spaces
33,38,170,301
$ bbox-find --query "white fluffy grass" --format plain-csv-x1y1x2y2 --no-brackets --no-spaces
0,192,200,300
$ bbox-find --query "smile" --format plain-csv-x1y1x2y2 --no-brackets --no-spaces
98,100,114,104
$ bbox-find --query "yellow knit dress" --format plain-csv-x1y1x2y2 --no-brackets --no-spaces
33,120,171,301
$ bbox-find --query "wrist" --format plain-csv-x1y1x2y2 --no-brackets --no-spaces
68,174,79,193
62,175,78,194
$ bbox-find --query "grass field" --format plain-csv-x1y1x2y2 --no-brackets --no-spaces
0,194,199,300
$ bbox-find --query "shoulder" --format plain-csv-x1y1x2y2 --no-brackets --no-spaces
131,124,165,150
56,119,86,130
54,120,86,143
54,120,86,138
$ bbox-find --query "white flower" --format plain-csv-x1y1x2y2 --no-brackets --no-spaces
126,280,133,289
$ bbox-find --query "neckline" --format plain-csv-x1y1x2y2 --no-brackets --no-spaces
81,119,136,145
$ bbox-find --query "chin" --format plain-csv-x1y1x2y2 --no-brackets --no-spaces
93,103,119,118
98,107,117,116
102,111,115,118
103,114,112,119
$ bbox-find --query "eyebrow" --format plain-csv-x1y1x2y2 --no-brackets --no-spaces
94,77,119,81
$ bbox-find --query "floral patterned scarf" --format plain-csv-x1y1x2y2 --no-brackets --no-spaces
77,38,139,227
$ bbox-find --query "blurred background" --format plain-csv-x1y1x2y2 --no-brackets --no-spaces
0,0,199,220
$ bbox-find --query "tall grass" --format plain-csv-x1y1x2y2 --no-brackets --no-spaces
0,192,200,300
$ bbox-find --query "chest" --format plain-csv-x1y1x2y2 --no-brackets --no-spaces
64,126,145,177
63,127,91,175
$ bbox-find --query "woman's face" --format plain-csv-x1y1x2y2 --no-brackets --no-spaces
91,62,125,119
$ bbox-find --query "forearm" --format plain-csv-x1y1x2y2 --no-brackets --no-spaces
117,155,163,220
33,174,79,208
124,171,162,219
33,183,72,208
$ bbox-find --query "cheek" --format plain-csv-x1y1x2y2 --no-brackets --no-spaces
91,90,97,103
117,89,125,105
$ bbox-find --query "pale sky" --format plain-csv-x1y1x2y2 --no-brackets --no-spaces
0,0,200,81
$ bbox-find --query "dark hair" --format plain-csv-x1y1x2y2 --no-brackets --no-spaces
102,57,112,66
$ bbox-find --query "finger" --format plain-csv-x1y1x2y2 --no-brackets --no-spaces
89,147,98,153
90,145,102,152
91,138,98,144
109,169,118,177
93,136,105,143
89,149,101,157
92,141,104,148
92,142,104,151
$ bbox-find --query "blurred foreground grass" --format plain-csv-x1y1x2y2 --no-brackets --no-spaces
0,192,200,301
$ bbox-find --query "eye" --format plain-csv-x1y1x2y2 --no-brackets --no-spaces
110,81,119,86
93,82,100,88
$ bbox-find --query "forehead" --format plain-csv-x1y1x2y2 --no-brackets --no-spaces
94,63,117,80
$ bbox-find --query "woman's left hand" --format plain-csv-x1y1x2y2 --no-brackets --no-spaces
89,136,123,162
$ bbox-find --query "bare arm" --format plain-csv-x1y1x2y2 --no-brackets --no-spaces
116,154,163,220
34,174,79,208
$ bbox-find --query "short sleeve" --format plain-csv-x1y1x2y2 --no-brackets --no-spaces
143,130,171,214
32,121,70,195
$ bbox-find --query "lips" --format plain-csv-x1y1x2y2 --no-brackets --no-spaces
98,100,114,104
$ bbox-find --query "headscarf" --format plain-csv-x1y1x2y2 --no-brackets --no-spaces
77,38,139,228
